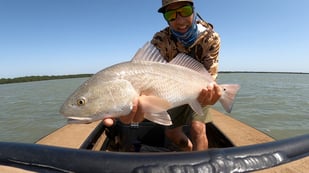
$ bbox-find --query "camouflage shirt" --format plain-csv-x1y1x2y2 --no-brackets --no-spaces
151,20,220,79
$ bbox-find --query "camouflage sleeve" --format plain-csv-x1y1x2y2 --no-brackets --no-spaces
150,28,178,62
204,31,220,80
192,21,221,80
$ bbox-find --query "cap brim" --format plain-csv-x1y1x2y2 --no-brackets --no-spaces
158,7,165,13
157,1,193,13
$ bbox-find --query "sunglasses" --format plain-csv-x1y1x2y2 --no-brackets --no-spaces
164,5,194,22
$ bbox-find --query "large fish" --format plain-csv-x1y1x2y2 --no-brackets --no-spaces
60,42,240,126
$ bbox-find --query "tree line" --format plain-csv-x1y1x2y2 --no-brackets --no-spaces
0,74,92,84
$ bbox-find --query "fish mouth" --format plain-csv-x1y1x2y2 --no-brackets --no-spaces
67,117,94,124
66,114,113,124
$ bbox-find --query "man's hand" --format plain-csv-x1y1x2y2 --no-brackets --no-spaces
197,83,222,106
102,98,144,127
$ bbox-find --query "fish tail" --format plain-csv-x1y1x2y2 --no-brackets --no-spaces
218,84,240,113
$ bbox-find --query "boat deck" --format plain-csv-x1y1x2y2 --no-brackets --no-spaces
1,109,307,172
37,109,275,148
35,109,308,173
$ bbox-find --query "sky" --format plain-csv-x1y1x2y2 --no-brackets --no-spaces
1,0,309,78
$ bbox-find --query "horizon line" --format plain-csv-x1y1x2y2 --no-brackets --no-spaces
1,71,309,80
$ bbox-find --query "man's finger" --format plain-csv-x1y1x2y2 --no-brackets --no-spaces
102,118,114,127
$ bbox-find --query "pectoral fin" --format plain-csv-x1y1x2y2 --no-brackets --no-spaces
189,100,204,116
138,95,173,126
138,95,172,113
144,112,172,126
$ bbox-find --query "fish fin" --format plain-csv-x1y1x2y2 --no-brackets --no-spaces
189,100,204,116
169,54,213,78
144,112,172,126
139,95,172,113
219,84,241,113
138,95,173,126
132,42,212,79
131,42,167,63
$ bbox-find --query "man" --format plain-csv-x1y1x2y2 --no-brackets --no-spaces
103,0,221,151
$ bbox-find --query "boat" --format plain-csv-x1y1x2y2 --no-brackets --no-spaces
0,108,308,172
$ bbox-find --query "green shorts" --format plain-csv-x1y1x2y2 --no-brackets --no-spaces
167,105,212,129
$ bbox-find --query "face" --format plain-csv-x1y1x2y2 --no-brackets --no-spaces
164,2,194,33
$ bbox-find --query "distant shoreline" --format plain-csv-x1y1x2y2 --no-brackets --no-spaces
0,71,308,85
0,74,92,85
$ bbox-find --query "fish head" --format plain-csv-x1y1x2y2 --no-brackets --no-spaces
60,78,138,123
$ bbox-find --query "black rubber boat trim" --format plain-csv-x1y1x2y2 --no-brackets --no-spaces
0,134,308,173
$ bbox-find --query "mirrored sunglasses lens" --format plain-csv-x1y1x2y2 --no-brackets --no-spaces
164,10,176,21
179,6,193,17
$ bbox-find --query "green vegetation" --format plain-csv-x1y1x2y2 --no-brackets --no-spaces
0,74,92,84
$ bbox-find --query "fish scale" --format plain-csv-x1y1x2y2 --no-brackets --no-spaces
117,62,202,105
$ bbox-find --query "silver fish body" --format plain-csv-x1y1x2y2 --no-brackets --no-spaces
60,42,240,125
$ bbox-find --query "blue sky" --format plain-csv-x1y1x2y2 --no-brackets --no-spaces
1,0,308,78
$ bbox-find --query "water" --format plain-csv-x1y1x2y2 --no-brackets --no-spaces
214,73,309,139
0,73,308,143
0,78,88,143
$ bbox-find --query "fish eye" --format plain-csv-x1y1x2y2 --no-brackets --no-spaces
77,97,86,106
